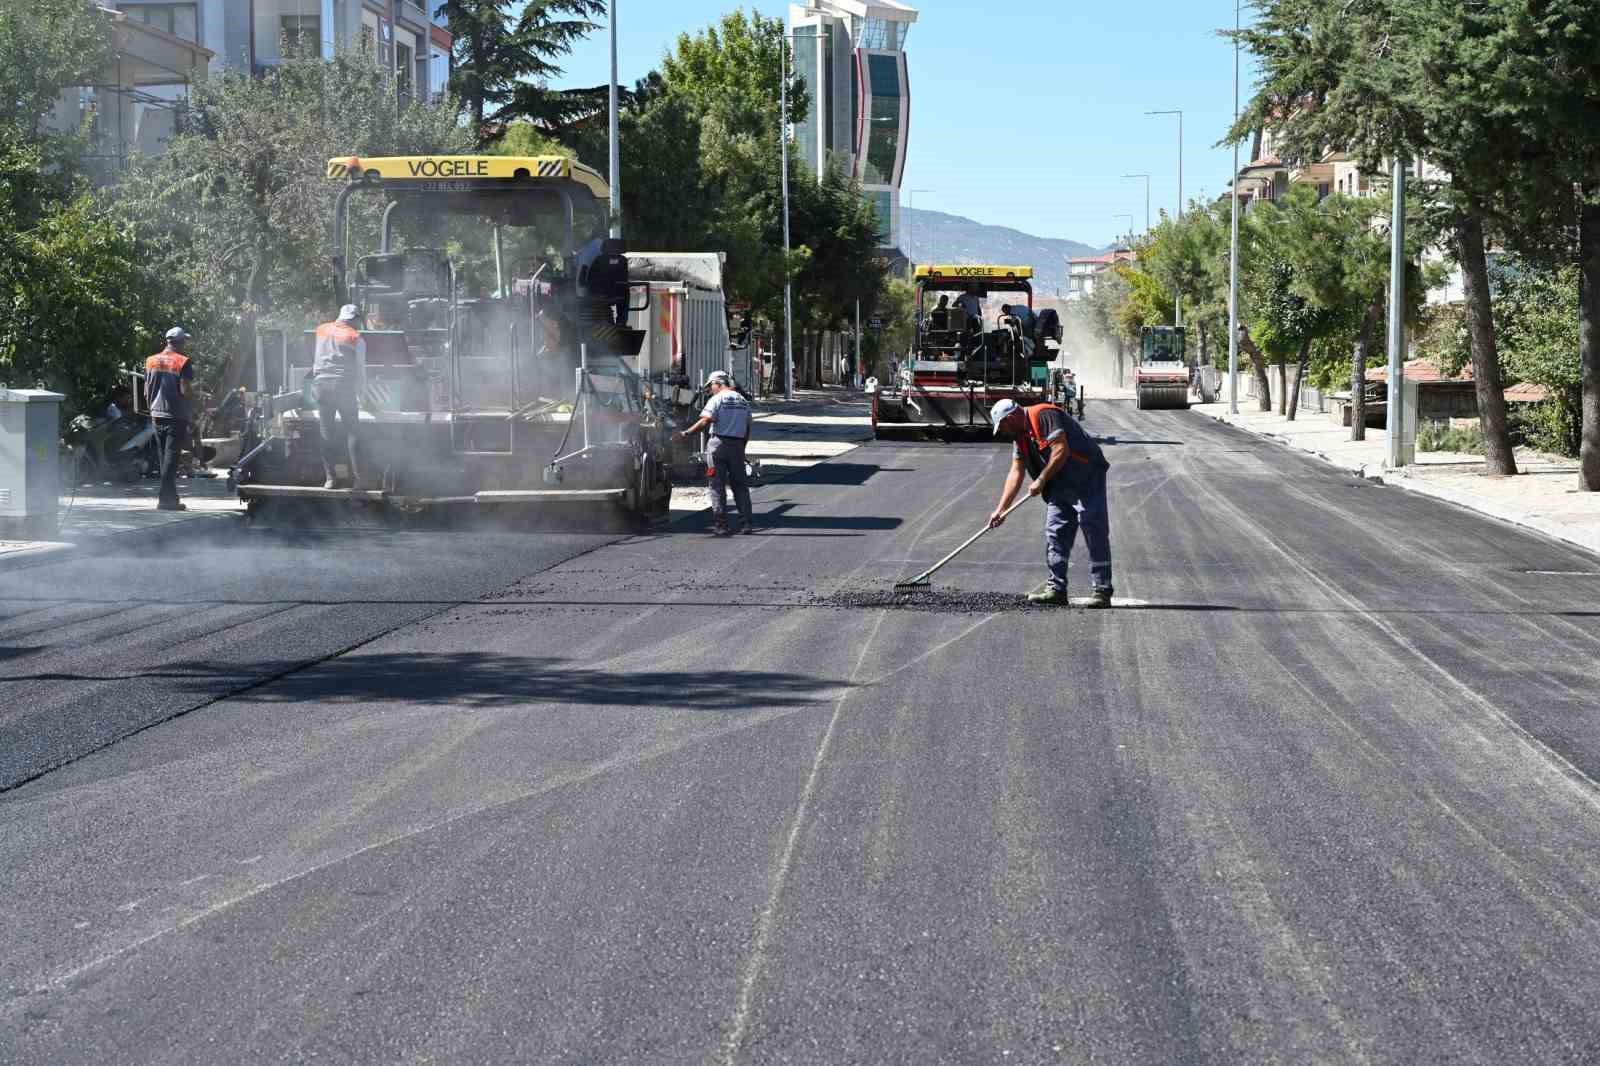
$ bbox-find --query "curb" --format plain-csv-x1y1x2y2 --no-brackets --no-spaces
1198,407,1600,562
0,508,242,575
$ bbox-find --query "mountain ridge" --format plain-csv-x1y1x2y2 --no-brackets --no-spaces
901,208,1102,297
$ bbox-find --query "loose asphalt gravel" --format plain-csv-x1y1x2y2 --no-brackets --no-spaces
4,399,1600,1064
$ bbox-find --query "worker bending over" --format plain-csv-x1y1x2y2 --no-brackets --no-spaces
988,398,1114,608
311,304,368,490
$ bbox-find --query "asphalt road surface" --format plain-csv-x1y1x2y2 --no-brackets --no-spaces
4,400,1600,1065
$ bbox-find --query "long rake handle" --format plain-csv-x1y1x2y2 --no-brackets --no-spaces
896,495,1033,588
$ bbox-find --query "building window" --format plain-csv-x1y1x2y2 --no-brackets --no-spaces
858,17,905,51
120,3,198,42
281,15,321,54
868,190,894,245
861,54,902,186
396,40,414,100
791,30,820,174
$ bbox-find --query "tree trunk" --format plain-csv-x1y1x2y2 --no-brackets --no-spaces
1455,213,1518,475
1276,360,1288,416
1286,338,1312,421
1580,193,1600,490
1198,322,1210,367
1349,294,1383,442
1239,329,1273,411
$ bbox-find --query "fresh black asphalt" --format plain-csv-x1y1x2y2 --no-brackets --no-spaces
4,399,1600,1064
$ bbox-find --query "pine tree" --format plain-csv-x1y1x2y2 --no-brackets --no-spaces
435,0,604,136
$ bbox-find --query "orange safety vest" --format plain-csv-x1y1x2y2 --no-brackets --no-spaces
145,349,189,376
1022,403,1094,466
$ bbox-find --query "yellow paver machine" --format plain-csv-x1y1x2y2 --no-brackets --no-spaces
870,265,1061,438
232,155,685,520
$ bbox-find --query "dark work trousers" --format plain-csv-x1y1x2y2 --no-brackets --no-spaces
313,379,361,484
708,436,753,528
153,418,186,507
1042,471,1113,593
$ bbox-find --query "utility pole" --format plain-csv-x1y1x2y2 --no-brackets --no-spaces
855,299,861,388
1386,158,1407,468
1228,0,1241,415
608,2,621,239
780,33,796,400
1146,109,1184,324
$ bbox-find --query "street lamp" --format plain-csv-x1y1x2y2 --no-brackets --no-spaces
1228,1,1241,414
1121,174,1150,235
778,30,820,401
607,1,621,239
1145,109,1184,323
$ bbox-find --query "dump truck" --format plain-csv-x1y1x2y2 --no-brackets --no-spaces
1134,325,1191,410
232,154,690,521
870,265,1061,437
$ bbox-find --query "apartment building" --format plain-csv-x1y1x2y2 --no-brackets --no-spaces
110,1,449,101
1065,249,1135,303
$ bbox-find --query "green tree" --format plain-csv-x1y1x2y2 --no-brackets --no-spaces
1495,258,1583,456
1233,0,1522,471
0,0,112,140
436,0,603,135
0,132,203,413
116,47,473,388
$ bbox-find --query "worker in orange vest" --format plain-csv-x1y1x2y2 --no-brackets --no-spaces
145,326,196,511
311,304,368,490
987,398,1114,607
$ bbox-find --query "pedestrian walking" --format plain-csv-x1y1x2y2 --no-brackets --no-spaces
144,326,195,511
311,304,368,490
986,398,1114,607
677,370,754,535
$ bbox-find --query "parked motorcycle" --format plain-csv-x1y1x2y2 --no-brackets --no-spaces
62,408,157,484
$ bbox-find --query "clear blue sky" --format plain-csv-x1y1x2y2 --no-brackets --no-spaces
552,2,1255,249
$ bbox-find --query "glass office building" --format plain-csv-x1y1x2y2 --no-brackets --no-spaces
788,1,917,253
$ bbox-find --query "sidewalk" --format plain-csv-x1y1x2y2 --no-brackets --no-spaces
0,473,244,568
1192,398,1600,557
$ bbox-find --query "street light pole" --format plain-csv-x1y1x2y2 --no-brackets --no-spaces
1146,109,1184,324
1386,158,1407,468
780,34,794,400
1122,174,1150,234
607,1,621,239
1228,0,1241,415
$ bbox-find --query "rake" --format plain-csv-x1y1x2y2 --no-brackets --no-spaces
894,496,1032,591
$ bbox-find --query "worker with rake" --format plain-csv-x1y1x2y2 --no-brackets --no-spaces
987,398,1114,608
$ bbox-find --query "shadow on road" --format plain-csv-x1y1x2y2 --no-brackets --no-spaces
773,463,914,487
225,652,846,711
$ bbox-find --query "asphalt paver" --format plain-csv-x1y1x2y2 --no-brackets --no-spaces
4,400,1600,1064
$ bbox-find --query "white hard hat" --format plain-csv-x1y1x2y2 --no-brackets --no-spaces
164,326,191,342
337,303,361,322
989,398,1020,434
705,370,731,387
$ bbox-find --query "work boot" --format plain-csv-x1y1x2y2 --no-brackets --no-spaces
739,522,754,535
156,501,187,512
710,522,730,537
1027,585,1069,606
322,463,339,491
1084,586,1114,609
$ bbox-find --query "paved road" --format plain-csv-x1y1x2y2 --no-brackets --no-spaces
4,400,1600,1064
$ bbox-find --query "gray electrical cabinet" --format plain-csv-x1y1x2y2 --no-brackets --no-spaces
0,388,64,539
